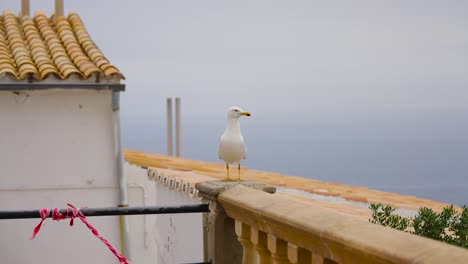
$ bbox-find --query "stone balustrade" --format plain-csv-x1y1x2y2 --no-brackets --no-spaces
196,182,468,264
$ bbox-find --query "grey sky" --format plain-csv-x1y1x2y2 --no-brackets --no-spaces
3,1,468,204
2,0,468,120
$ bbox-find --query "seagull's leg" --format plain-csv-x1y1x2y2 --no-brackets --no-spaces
236,163,241,182
225,163,231,181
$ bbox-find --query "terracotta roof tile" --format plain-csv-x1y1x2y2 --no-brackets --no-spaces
0,10,123,81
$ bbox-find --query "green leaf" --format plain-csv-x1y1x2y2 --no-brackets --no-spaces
369,203,468,249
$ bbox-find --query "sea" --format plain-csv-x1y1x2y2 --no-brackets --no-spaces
122,111,468,206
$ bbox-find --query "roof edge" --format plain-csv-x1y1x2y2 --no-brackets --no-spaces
0,83,125,92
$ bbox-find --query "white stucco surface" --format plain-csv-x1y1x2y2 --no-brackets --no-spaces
0,90,117,187
0,89,121,264
153,180,204,264
125,163,205,264
0,89,204,264
125,162,159,263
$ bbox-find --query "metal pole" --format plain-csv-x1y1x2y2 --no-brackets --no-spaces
166,98,173,156
0,204,210,220
112,91,131,260
21,0,30,17
55,0,64,16
175,97,181,157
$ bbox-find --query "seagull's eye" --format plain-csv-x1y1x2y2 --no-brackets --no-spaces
234,109,239,112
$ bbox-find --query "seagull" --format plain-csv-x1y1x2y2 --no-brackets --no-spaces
218,106,251,181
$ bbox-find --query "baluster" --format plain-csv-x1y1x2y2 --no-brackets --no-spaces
288,244,312,264
323,258,338,264
311,253,324,264
235,220,257,263
268,234,291,264
251,228,272,264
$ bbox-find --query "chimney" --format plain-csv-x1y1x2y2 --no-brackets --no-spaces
55,0,64,17
21,0,30,17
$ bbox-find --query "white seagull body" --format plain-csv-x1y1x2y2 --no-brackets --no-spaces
218,106,251,181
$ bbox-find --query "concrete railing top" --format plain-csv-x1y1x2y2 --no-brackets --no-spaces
216,185,468,264
125,150,451,212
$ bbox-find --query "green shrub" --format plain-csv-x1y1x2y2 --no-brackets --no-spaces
369,203,410,230
369,203,467,249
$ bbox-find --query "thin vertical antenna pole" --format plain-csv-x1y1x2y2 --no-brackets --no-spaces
166,98,173,156
175,97,181,157
21,0,30,17
55,0,64,16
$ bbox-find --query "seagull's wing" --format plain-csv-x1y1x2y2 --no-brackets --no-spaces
242,135,247,160
218,135,224,160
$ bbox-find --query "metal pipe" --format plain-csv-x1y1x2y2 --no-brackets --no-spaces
175,97,181,157
55,0,64,17
166,98,173,156
0,184,151,249
0,204,210,220
112,91,131,260
21,0,30,17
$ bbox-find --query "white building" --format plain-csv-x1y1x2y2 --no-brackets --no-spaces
0,4,132,263
0,3,205,263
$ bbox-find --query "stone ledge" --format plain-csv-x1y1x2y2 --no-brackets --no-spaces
125,150,453,212
219,185,468,264
195,180,276,201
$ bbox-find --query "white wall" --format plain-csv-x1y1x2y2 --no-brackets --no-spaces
125,164,205,264
0,89,121,264
0,89,205,264
125,162,159,263
153,178,204,264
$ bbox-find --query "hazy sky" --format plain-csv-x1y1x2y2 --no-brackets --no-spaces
3,1,468,203
3,0,468,120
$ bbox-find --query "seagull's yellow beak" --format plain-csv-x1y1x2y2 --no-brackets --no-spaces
240,112,251,116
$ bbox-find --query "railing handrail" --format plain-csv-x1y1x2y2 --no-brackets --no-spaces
0,204,210,220
218,185,468,264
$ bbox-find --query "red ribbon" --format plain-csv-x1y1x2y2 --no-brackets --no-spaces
31,203,130,264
